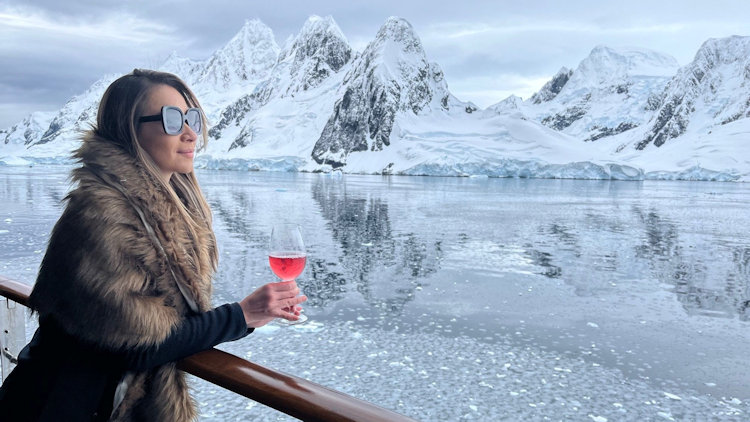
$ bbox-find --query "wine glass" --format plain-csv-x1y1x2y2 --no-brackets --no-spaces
269,223,308,325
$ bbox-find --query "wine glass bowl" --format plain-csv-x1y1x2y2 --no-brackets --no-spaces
268,223,308,325
268,253,306,281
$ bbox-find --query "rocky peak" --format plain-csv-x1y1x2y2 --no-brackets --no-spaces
196,19,279,90
529,67,573,104
572,45,679,88
694,35,750,69
487,95,524,115
35,74,118,146
281,15,352,95
159,51,204,86
636,35,750,150
372,16,424,55
1,111,55,146
209,16,353,142
528,46,678,142
350,16,451,114
310,16,458,168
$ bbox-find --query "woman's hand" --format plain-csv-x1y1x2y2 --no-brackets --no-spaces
239,280,307,328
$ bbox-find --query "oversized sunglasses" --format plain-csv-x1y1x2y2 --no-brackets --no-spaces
138,106,202,135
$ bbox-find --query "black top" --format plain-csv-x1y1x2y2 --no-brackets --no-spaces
0,302,252,421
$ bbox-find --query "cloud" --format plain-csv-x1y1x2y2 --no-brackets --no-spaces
1,0,749,128
0,6,175,43
0,4,193,126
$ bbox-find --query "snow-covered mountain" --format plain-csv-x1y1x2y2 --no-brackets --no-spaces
634,36,750,150
310,17,472,168
0,111,54,146
592,36,750,180
501,46,680,143
195,19,278,92
205,15,353,158
29,74,118,152
1,17,748,181
162,19,279,123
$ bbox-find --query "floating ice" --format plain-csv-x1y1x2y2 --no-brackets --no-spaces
663,392,682,401
292,320,324,332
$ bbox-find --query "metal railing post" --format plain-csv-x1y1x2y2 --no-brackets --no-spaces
0,297,26,382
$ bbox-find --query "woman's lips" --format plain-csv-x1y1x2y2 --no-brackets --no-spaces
178,150,194,158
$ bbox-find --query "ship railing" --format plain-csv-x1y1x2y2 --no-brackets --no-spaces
0,275,416,422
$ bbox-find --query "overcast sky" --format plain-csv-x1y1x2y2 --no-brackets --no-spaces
2,0,749,128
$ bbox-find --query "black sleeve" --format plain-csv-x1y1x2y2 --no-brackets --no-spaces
111,302,253,372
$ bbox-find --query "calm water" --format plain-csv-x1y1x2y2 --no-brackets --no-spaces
1,166,749,421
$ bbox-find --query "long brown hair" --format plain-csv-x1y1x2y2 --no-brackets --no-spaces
93,68,217,271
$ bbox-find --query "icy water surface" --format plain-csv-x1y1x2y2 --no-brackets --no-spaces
1,166,749,421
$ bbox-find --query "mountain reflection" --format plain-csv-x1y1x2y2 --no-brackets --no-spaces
632,206,749,320
523,248,562,279
526,204,749,320
310,177,442,315
201,173,749,323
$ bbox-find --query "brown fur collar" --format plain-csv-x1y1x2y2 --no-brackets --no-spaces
29,133,217,420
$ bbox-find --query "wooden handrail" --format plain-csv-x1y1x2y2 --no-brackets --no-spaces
0,275,416,422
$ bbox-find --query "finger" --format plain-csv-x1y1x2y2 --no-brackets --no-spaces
273,280,298,291
274,308,299,321
273,287,300,299
281,296,307,309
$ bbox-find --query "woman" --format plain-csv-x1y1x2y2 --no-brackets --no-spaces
0,69,307,421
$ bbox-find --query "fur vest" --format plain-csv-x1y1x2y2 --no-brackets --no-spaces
29,134,217,421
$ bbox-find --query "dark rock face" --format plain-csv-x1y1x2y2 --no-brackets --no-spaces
585,122,638,142
312,80,398,168
636,94,690,150
210,16,353,152
209,87,272,144
720,96,750,125
284,19,352,95
311,17,450,167
37,118,63,145
530,68,573,104
645,93,663,111
637,36,750,150
541,105,589,131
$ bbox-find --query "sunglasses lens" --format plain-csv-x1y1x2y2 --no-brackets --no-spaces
185,109,202,133
163,107,183,135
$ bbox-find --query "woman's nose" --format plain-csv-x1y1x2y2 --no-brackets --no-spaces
181,121,198,141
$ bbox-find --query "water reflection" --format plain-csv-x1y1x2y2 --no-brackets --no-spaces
154,172,750,322
633,206,681,260
633,205,749,320
523,248,562,278
734,248,750,321
520,202,750,320
310,178,442,315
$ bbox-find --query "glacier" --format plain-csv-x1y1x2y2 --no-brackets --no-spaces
1,16,749,182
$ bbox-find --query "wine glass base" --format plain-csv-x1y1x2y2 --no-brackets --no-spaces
274,313,308,326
